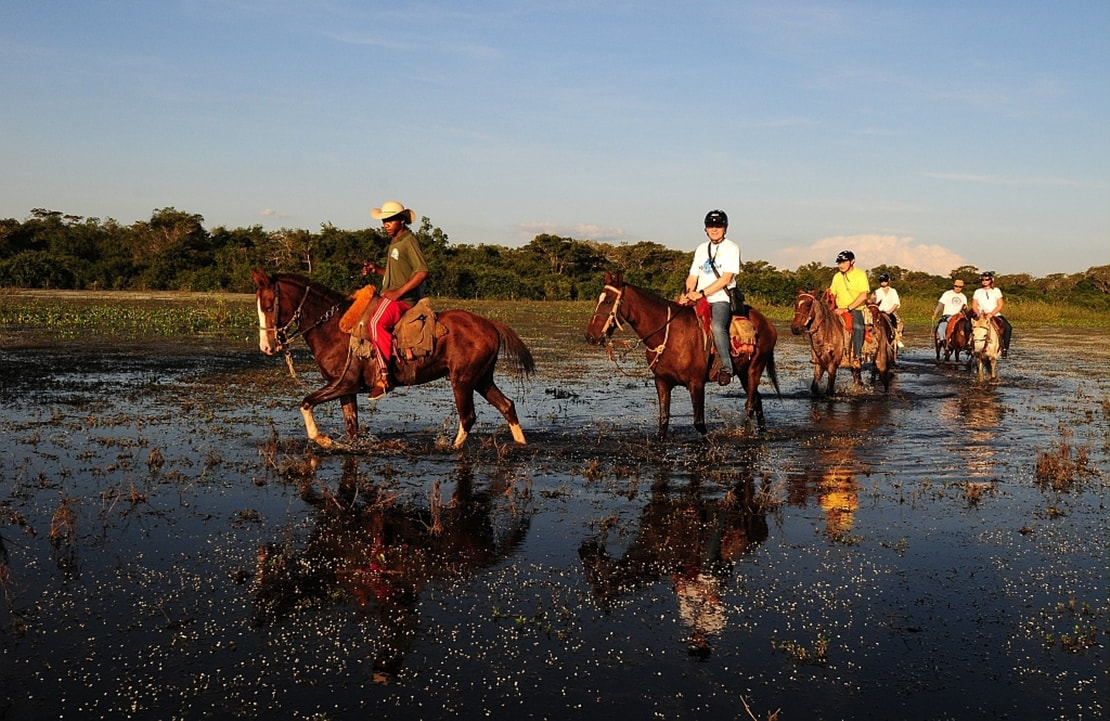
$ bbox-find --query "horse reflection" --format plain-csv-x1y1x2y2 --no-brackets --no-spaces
253,457,531,682
578,474,769,658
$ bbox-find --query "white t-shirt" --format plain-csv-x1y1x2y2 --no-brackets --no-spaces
874,286,900,313
688,238,740,304
973,287,1004,315
937,289,967,316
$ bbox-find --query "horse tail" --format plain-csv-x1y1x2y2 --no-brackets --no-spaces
491,320,537,378
765,350,781,397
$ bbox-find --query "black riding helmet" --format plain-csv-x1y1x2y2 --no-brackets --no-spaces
835,250,855,263
878,273,890,282
704,209,728,228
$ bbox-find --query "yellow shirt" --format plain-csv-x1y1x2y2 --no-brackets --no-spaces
829,267,869,309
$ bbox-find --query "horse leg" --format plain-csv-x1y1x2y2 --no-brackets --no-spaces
654,378,674,440
340,393,359,439
299,374,363,449
299,405,335,450
690,382,707,436
448,381,479,449
739,362,764,431
475,374,527,445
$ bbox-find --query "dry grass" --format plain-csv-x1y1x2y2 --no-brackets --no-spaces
1034,425,1097,492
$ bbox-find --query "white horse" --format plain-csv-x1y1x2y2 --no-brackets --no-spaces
969,318,1002,381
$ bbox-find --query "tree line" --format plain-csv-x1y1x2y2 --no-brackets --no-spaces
2,207,1107,309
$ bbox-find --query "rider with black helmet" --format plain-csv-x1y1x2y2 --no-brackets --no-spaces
829,250,870,366
872,272,904,350
683,209,742,385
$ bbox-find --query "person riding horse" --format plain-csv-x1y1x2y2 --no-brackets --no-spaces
971,271,1012,358
828,250,869,368
681,209,741,386
360,200,430,398
931,278,968,344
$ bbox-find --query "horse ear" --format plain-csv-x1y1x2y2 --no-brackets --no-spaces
250,268,270,288
604,271,613,285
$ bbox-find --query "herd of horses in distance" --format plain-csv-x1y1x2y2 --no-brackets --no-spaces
251,268,1004,448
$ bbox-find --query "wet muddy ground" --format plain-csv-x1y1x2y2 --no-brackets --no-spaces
0,311,1106,720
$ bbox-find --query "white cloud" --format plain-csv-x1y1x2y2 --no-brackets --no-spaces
517,221,627,244
771,234,967,277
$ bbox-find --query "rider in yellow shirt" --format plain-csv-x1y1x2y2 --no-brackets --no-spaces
829,250,870,367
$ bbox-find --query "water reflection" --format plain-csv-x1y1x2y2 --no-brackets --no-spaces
578,472,769,658
253,457,531,683
946,387,1003,478
786,400,892,539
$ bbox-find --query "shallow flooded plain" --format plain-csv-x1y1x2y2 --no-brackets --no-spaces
1,303,1106,720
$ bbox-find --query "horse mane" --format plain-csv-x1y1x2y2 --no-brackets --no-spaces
622,280,690,313
273,272,349,304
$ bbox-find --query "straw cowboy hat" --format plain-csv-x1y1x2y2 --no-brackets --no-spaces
370,200,416,224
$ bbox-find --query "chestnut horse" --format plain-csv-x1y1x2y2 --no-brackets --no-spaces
584,271,779,439
934,307,973,363
251,270,535,449
790,289,863,396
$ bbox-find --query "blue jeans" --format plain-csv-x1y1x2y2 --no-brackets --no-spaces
849,309,864,358
711,301,733,373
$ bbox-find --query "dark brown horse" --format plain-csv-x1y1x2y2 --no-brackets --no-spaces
584,271,779,439
934,307,973,363
251,270,535,449
790,289,863,396
866,303,896,392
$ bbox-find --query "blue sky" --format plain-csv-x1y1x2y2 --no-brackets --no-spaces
2,1,1107,276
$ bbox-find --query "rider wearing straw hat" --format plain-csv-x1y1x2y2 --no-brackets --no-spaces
360,200,430,398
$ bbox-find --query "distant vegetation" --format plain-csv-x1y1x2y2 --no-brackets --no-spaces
2,208,1107,316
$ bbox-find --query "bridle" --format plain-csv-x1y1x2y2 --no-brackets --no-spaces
589,284,626,339
794,292,823,335
260,277,343,352
590,283,675,371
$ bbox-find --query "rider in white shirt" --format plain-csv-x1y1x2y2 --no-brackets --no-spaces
872,273,903,349
970,271,1012,357
931,280,968,340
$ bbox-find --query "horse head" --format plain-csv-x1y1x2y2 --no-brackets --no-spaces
790,289,819,335
251,269,283,355
585,271,626,345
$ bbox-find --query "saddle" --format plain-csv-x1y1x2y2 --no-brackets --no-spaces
693,297,759,367
339,287,447,382
393,298,447,362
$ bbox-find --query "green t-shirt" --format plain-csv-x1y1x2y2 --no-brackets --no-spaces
382,229,429,303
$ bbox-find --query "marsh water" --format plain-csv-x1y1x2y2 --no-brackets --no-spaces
0,307,1106,720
